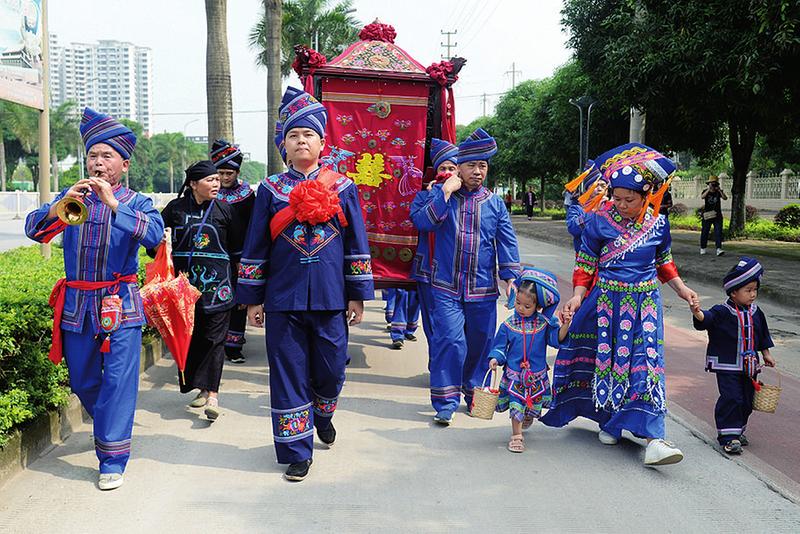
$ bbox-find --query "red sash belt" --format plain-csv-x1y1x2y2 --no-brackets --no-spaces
48,273,138,364
269,167,348,241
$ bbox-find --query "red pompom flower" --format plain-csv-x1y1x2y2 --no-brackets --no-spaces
288,179,343,226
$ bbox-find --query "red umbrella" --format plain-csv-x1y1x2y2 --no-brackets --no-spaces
141,232,201,385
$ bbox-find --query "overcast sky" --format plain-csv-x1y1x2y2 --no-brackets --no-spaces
49,0,572,165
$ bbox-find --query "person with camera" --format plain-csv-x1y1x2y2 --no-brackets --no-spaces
700,175,727,256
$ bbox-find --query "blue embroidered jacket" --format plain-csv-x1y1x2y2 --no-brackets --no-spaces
410,184,521,301
572,206,678,288
488,311,561,373
409,189,432,284
566,203,588,253
25,186,164,334
217,180,254,264
236,167,374,311
693,300,773,372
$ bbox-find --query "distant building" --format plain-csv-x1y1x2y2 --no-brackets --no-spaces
49,34,152,135
186,135,209,145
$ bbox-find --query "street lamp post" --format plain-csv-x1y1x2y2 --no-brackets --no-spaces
569,95,598,186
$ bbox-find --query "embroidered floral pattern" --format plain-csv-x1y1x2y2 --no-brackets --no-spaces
336,114,354,125
348,258,373,275
575,250,597,275
193,233,210,249
596,277,659,293
313,396,338,416
394,119,411,130
238,264,264,280
277,408,311,438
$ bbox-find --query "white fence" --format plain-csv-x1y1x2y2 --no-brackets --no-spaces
671,169,799,212
0,191,176,217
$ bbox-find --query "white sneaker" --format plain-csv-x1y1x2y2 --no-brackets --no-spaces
716,248,725,256
598,430,619,445
98,473,124,490
700,248,707,255
644,439,684,466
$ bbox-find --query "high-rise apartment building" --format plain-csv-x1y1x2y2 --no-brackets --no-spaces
49,35,152,135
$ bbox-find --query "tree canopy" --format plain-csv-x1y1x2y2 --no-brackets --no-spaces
561,0,800,233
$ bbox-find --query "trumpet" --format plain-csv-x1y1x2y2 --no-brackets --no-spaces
55,196,88,225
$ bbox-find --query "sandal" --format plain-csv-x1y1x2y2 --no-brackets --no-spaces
507,435,525,453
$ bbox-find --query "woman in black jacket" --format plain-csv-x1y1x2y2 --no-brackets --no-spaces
156,160,235,421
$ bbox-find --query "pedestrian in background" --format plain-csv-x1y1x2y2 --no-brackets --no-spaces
523,186,537,220
700,175,727,256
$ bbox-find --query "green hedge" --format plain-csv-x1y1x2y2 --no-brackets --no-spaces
0,245,152,446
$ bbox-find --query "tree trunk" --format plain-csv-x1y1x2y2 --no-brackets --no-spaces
727,116,756,237
169,160,174,194
0,136,6,191
205,0,235,148
51,151,59,191
266,0,284,176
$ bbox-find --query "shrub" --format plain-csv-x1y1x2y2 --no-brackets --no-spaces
669,203,688,217
694,207,704,222
0,245,152,446
775,203,800,228
745,205,759,222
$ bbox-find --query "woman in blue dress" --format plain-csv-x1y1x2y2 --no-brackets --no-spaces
541,143,699,466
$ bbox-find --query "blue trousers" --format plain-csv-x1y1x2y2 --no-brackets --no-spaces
265,311,348,464
428,293,497,413
63,325,142,474
715,371,755,445
416,282,434,345
390,289,420,342
382,289,397,324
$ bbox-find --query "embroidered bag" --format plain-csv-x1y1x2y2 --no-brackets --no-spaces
99,293,123,353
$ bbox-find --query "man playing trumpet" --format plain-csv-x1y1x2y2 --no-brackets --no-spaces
25,108,164,491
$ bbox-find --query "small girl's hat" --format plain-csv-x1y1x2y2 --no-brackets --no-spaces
506,267,561,319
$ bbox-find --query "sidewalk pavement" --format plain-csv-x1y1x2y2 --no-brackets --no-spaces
512,214,800,308
1,283,800,531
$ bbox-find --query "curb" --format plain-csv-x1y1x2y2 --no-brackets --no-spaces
666,403,800,506
0,336,164,490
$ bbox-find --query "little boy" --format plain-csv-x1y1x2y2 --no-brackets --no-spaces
690,257,776,454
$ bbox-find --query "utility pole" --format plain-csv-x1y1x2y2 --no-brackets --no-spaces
39,0,51,259
504,62,522,89
440,30,457,60
481,93,487,116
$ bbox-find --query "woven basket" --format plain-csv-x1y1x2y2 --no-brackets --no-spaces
753,370,782,413
471,369,500,420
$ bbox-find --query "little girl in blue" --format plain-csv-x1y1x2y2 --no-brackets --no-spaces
488,268,571,453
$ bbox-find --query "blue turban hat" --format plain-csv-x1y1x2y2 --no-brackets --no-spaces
430,137,458,171
457,128,497,163
723,257,764,295
507,267,561,319
274,86,328,162
80,107,136,160
210,139,243,170
595,143,675,193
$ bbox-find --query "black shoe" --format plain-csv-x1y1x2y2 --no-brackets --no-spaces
227,354,246,364
723,440,743,455
404,334,417,342
284,459,312,481
391,340,404,350
739,435,749,446
318,423,336,446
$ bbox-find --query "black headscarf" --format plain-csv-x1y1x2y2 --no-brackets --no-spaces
179,160,218,197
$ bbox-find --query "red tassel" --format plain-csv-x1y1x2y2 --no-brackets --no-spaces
526,396,533,409
752,378,762,392
100,335,111,353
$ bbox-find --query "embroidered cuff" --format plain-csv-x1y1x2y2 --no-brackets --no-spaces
238,261,266,285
